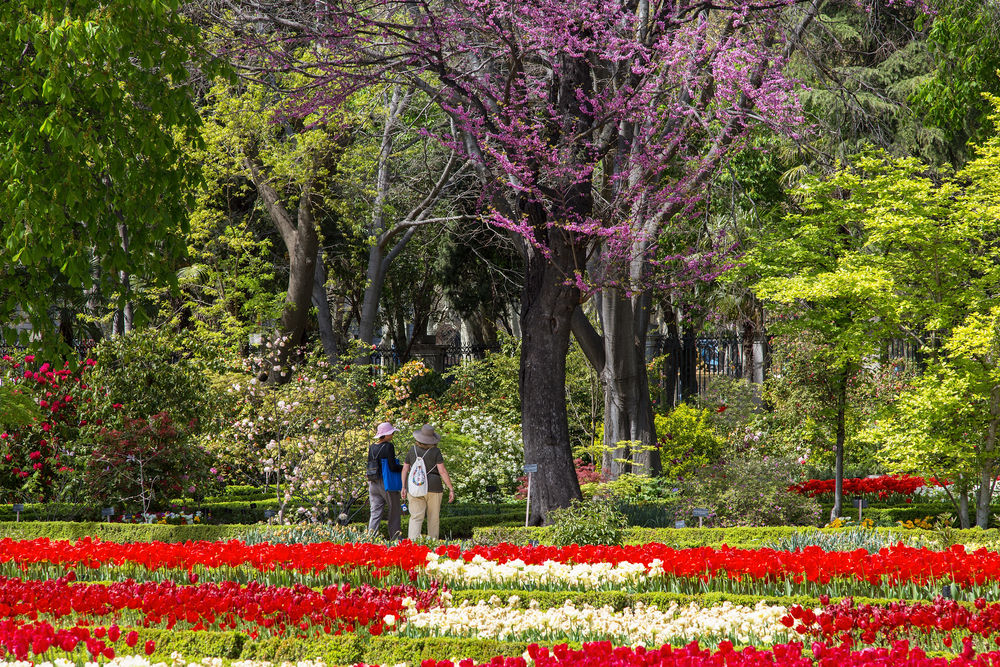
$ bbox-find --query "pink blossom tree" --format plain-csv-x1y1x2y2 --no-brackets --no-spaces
238,0,817,520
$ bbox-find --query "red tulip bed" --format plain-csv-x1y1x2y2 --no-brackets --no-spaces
4,537,1000,666
787,475,947,501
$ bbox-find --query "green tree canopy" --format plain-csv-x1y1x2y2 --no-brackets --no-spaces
0,0,212,347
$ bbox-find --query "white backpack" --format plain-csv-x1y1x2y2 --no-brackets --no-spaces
407,447,429,497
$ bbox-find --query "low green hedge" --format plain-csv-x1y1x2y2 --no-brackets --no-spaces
471,524,1000,548
0,512,524,543
51,627,536,666
0,521,248,543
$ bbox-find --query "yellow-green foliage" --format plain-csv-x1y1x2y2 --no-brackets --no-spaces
655,404,725,481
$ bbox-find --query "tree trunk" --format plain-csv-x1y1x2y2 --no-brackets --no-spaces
830,371,847,521
245,161,321,384
959,487,970,529
269,194,319,383
660,316,681,411
599,288,659,478
113,222,133,336
312,250,339,364
680,325,698,401
521,242,584,525
976,384,1000,528
742,321,756,382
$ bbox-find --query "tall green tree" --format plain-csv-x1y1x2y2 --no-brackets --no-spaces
754,105,1000,523
0,0,211,347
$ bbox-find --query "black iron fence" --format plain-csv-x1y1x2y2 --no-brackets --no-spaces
647,332,770,403
368,342,500,375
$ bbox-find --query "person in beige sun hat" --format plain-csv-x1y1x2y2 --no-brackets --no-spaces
401,424,455,540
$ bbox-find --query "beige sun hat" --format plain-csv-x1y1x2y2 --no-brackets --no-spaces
413,424,442,446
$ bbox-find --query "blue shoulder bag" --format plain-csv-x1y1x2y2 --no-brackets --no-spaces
380,444,402,492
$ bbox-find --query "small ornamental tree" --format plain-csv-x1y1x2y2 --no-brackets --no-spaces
869,367,982,527
83,413,215,514
752,112,1000,523
205,342,376,523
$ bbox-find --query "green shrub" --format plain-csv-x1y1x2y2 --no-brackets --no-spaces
678,453,822,527
441,340,521,421
471,524,1000,549
655,404,726,481
549,499,628,546
88,329,214,430
364,637,533,667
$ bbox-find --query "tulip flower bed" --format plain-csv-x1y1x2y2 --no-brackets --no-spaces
787,475,947,500
7,535,1000,665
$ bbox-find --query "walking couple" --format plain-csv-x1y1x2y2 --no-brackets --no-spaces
366,421,455,540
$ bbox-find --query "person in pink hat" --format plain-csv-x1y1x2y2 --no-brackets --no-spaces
366,422,402,539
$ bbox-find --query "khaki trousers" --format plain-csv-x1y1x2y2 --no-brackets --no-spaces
407,491,443,540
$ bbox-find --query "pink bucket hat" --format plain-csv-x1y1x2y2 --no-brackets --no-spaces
375,422,397,439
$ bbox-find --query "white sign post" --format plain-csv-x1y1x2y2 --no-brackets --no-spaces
523,463,538,526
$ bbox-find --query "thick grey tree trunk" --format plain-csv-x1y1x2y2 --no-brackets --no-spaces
246,161,319,384
312,250,339,364
522,235,584,525
599,288,659,478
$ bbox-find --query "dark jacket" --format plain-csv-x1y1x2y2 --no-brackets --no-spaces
368,441,403,474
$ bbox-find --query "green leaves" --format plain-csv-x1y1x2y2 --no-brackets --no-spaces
0,0,216,349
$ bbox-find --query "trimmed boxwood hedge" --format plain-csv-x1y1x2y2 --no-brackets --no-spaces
471,524,1000,548
0,512,524,543
58,627,538,666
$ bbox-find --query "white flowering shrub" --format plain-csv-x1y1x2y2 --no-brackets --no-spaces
441,408,523,502
199,342,374,523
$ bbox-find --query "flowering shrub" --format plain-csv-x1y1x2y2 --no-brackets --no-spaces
442,408,523,501
204,344,373,523
0,354,102,503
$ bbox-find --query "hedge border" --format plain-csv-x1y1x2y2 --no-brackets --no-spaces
471,524,1000,547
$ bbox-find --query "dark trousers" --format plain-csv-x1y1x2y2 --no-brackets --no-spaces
367,479,401,539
